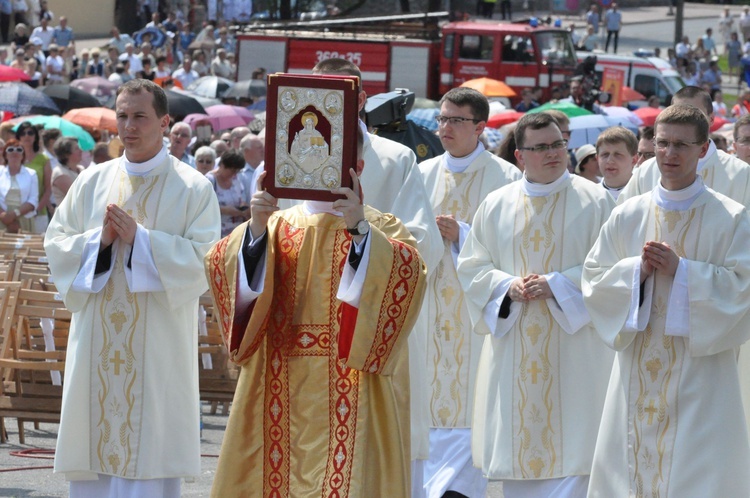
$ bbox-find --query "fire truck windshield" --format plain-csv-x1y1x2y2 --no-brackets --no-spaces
535,31,576,66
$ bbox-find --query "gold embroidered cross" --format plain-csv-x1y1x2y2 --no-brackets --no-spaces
110,350,125,376
447,199,460,214
645,399,657,425
530,229,544,252
441,320,453,341
529,360,541,384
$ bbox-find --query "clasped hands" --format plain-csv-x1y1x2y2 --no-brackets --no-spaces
101,204,137,249
640,241,679,283
249,169,365,242
509,274,552,303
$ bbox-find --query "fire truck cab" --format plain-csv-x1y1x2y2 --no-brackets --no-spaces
438,21,578,102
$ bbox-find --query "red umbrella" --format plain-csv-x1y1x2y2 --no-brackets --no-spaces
487,111,524,128
62,107,118,133
0,65,30,82
633,107,662,127
711,116,729,132
621,86,646,102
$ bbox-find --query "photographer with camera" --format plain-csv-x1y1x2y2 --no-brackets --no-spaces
564,56,608,114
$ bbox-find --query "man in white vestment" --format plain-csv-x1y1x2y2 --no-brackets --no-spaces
456,112,615,497
618,86,750,207
418,87,520,498
582,104,750,498
44,79,221,498
308,58,442,496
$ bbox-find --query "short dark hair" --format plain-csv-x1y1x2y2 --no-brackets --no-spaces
673,86,713,116
41,127,61,147
514,112,560,149
640,126,655,141
439,87,490,122
655,104,710,143
734,114,750,140
116,79,169,117
312,57,362,81
219,150,245,170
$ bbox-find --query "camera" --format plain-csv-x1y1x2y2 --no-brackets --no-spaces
572,55,610,111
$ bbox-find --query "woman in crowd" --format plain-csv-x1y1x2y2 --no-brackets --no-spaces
50,137,83,206
191,50,209,77
712,88,728,119
15,122,51,233
0,139,38,232
10,23,28,52
205,150,249,237
194,146,216,176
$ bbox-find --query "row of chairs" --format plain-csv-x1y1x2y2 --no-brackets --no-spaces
0,234,238,443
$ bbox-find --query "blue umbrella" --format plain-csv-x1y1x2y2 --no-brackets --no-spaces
134,27,168,48
0,82,59,116
406,108,439,131
481,128,505,150
12,116,95,151
247,99,267,111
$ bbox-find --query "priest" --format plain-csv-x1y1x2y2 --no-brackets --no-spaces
457,112,614,496
418,87,520,498
205,129,427,497
44,79,221,497
582,104,750,497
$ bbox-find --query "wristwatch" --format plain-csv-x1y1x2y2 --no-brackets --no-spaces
12,208,20,217
346,219,370,236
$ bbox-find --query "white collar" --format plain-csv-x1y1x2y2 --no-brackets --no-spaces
443,142,485,173
696,139,717,172
358,120,370,146
654,175,706,211
522,170,571,197
121,145,168,176
303,200,343,217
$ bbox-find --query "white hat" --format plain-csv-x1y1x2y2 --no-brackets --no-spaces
30,36,43,46
574,144,597,174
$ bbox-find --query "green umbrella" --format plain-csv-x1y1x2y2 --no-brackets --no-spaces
12,116,95,151
527,101,593,118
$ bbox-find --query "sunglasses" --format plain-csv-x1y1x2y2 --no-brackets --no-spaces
6,146,23,153
19,129,35,136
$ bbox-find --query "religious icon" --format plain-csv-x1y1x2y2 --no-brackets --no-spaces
264,73,359,201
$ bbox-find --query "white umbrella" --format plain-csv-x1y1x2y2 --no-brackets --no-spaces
602,106,644,127
568,114,610,149
488,100,507,117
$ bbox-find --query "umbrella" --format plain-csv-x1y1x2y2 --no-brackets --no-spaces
621,86,646,102
711,116,729,133
187,76,235,99
248,111,265,133
460,77,517,98
170,88,222,109
70,76,119,102
602,105,643,127
488,100,507,116
247,99,267,111
0,82,59,115
224,79,267,100
0,65,30,82
413,97,440,109
633,107,662,127
406,108,440,131
12,116,95,151
487,111,524,128
134,27,168,48
182,113,212,130
481,128,505,149
373,120,444,163
106,89,207,120
188,38,216,51
204,104,254,130
567,114,611,149
528,101,593,118
62,107,118,133
42,84,102,113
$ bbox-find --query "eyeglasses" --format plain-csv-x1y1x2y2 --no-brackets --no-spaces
196,158,213,163
435,115,480,126
6,147,23,153
637,151,655,159
518,139,568,153
653,139,704,151
20,129,35,137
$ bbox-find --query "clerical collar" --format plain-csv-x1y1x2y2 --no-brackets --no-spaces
358,120,371,146
444,142,485,173
522,170,570,197
121,146,168,176
303,200,343,217
696,139,717,173
602,182,625,200
654,175,705,211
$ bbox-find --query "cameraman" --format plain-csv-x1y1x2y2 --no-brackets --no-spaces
564,76,604,114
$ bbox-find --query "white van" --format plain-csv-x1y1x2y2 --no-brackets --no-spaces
576,53,686,106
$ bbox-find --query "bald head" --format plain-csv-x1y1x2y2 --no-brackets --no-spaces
240,134,264,168
230,127,250,149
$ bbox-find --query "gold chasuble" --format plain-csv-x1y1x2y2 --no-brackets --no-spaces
419,151,520,428
584,189,750,497
205,205,426,498
458,176,614,480
45,155,220,481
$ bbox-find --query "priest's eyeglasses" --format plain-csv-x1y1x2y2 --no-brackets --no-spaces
653,139,705,152
518,139,568,153
435,115,480,126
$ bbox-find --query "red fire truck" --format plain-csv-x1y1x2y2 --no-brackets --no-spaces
235,13,577,103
